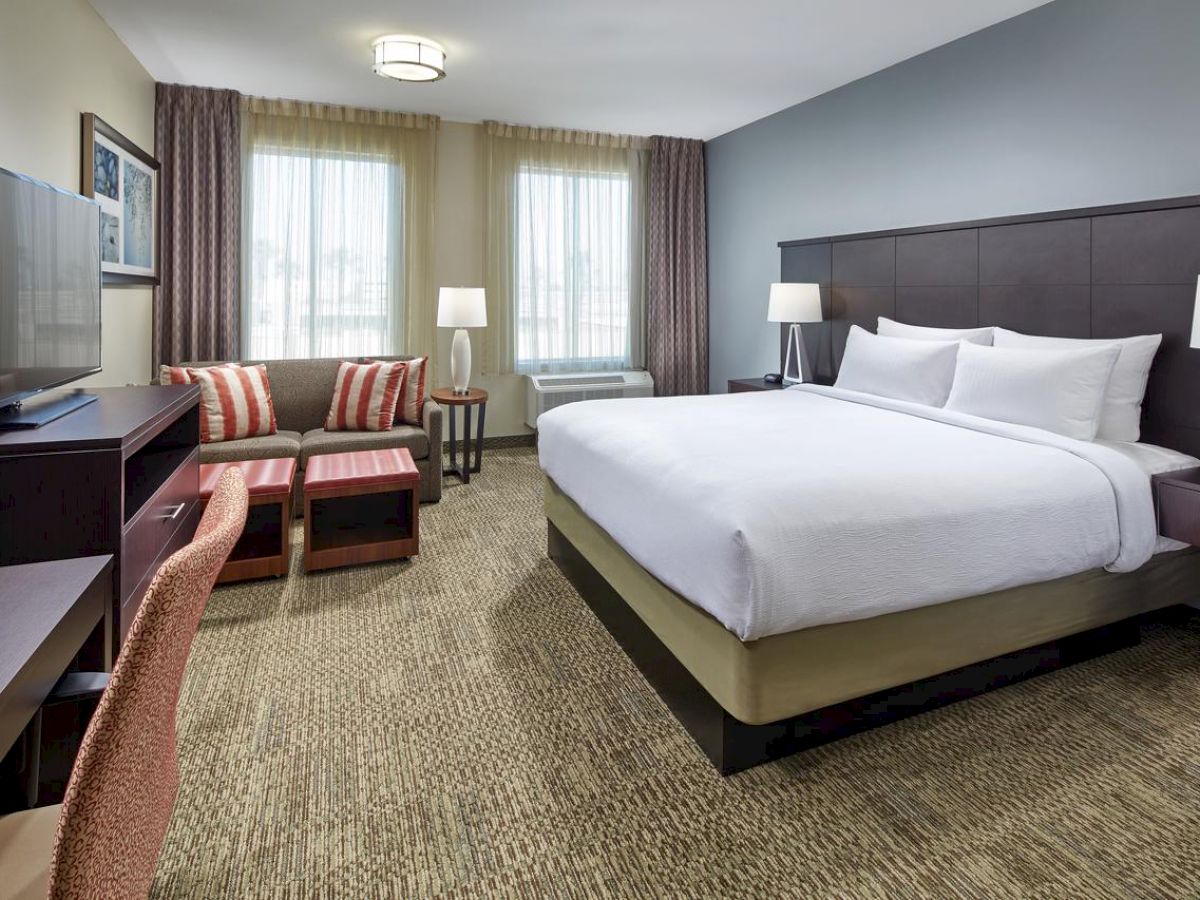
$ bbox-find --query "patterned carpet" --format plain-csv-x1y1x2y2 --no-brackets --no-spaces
153,448,1200,898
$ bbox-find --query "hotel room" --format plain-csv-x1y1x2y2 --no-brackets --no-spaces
2,0,1200,895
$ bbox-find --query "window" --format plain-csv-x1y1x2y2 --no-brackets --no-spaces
243,148,403,360
513,164,636,373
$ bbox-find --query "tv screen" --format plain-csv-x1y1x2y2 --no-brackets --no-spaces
0,167,101,408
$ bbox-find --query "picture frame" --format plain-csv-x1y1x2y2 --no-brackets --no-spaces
81,113,160,287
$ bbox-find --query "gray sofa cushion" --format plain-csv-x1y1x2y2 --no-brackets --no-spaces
256,358,342,434
299,426,430,468
199,430,303,464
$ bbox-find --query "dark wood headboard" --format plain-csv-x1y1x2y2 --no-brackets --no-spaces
779,195,1200,456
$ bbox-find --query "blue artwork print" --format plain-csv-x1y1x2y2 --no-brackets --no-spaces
94,143,118,200
123,161,153,269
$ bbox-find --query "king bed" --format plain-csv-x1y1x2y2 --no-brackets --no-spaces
541,193,1200,774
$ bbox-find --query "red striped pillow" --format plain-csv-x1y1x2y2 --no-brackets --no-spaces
395,356,427,425
188,364,278,444
324,361,405,432
159,365,191,386
158,363,234,386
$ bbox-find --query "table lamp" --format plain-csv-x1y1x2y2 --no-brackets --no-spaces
437,288,487,394
1191,276,1200,350
767,282,822,384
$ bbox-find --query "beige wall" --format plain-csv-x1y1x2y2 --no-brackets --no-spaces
0,0,155,389
432,121,532,438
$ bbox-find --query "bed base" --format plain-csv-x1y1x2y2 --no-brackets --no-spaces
548,521,1141,775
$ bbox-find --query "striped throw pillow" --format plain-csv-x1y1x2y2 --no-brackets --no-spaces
396,356,427,425
188,364,278,444
159,365,191,385
158,363,233,386
324,361,405,432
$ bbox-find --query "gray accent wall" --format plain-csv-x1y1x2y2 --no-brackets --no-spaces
705,0,1200,393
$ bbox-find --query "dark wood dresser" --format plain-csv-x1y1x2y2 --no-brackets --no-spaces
0,386,201,662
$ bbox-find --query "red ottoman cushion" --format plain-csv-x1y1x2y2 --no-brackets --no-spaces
200,458,296,500
304,448,420,492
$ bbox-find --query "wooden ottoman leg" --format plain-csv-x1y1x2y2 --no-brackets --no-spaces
279,492,291,576
303,494,314,573
409,484,420,555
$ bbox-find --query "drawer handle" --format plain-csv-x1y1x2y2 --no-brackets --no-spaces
159,503,186,522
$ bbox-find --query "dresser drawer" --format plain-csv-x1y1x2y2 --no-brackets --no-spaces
1153,468,1200,546
120,507,197,643
121,448,200,608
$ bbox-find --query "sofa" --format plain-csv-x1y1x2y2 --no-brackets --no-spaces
181,357,442,504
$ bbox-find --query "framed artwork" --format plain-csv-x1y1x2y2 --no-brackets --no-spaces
81,113,160,286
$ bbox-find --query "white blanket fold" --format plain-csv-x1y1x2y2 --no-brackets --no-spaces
537,385,1158,642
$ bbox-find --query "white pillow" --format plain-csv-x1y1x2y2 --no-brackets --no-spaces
835,325,960,407
991,328,1161,442
944,342,1121,441
877,317,994,345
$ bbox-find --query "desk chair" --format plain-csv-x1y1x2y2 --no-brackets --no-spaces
0,468,247,899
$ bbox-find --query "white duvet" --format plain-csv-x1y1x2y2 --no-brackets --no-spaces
537,385,1160,641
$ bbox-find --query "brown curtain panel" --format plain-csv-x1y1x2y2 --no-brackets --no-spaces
154,83,241,368
646,136,708,395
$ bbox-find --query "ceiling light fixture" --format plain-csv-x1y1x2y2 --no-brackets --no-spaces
371,34,446,83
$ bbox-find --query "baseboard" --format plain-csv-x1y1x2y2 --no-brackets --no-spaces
442,433,535,452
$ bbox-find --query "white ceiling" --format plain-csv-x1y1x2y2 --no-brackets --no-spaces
90,0,1052,140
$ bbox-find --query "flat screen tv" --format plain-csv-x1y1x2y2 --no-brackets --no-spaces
0,167,102,427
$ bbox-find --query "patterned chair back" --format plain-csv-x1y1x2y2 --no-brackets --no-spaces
47,468,248,899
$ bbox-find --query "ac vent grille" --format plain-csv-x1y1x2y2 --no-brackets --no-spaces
525,371,654,428
538,375,627,388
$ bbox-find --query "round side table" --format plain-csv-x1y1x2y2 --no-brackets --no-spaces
430,388,488,484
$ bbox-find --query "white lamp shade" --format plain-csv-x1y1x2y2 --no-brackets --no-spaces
1191,276,1200,349
437,287,487,328
767,283,822,323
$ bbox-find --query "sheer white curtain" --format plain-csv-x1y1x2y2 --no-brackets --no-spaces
241,99,437,360
484,122,647,375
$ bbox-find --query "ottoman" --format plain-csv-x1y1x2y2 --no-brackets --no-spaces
199,457,297,583
303,448,420,572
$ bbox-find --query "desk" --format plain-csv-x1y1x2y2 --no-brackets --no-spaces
0,556,112,762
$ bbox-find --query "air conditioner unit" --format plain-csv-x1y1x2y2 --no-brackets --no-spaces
525,371,654,428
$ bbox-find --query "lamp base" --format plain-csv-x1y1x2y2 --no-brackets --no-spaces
782,323,810,384
450,328,472,394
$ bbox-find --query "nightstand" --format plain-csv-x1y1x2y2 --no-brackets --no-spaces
1152,467,1200,545
430,387,488,485
728,377,786,393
